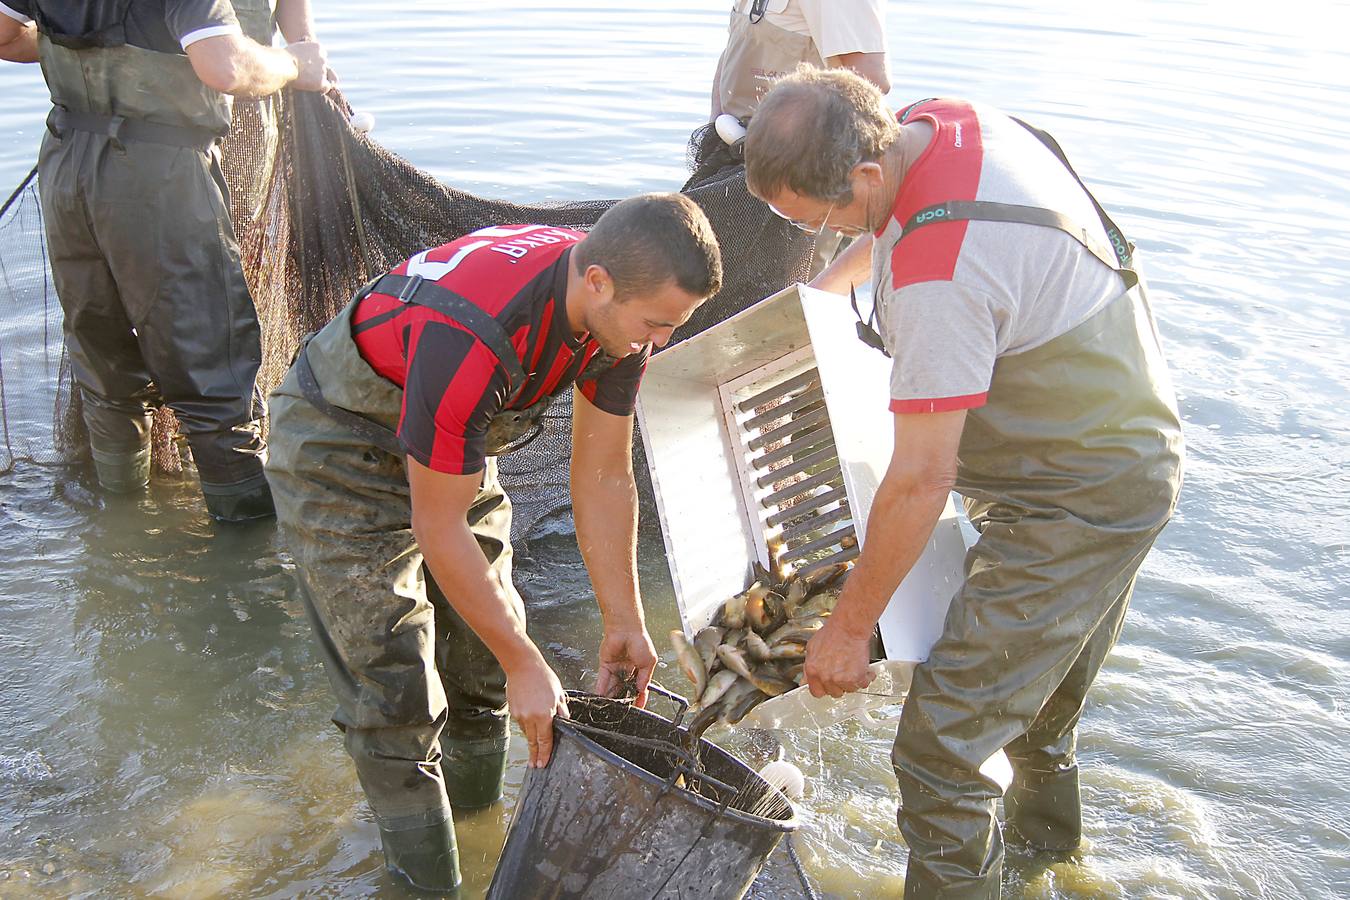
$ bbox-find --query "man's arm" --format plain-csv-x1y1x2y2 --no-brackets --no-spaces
825,51,890,94
810,233,873,294
274,0,337,86
274,0,315,42
408,458,569,767
184,32,328,96
570,387,658,707
0,11,36,62
804,408,966,697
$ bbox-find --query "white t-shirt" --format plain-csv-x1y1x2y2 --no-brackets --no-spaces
871,99,1127,413
731,0,887,58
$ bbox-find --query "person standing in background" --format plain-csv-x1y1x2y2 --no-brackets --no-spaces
711,0,890,121
710,0,890,272
0,0,329,521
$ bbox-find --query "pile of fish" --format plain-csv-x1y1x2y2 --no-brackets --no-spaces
670,562,848,738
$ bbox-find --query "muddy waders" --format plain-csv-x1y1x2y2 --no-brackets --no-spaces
266,286,555,892
869,123,1185,897
34,34,273,520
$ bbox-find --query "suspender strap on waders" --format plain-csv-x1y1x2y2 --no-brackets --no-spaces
365,273,529,390
854,111,1141,354
295,340,406,458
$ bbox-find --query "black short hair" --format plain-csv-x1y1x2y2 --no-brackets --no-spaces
575,193,722,300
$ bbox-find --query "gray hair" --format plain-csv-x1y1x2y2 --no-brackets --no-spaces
744,65,900,204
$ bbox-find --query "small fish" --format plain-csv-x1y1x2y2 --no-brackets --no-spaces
723,686,770,725
804,561,850,592
700,668,741,709
718,679,767,725
694,625,724,673
767,618,824,647
716,643,754,680
743,630,773,662
784,576,809,613
670,629,707,700
747,590,786,633
747,667,798,697
721,587,750,630
792,589,839,622
685,702,722,740
768,640,807,660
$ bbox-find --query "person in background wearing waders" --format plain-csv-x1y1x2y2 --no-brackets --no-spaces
743,67,1184,898
263,194,722,894
711,0,889,275
0,0,330,521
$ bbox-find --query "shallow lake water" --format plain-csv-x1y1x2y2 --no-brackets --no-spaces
1,1,1347,897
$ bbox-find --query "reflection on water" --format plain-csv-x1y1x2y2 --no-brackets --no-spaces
2,1,1348,898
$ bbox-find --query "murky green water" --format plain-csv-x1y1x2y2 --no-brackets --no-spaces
2,1,1347,897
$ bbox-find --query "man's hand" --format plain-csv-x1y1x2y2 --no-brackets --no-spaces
595,627,657,708
285,40,330,92
505,652,570,769
804,617,876,699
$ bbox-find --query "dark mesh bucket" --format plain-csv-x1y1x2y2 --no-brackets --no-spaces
486,690,798,899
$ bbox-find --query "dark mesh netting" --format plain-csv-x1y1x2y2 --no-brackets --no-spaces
0,90,813,536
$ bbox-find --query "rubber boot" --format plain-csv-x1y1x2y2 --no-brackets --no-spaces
1004,764,1083,852
200,477,275,523
440,734,510,810
90,443,152,494
379,819,462,894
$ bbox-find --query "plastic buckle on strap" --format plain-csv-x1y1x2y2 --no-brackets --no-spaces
396,274,423,304
106,115,126,152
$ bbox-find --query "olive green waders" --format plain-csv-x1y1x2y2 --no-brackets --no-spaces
266,299,531,892
891,283,1184,898
34,36,272,520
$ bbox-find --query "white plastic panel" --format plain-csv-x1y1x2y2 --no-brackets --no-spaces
640,284,969,661
798,285,968,661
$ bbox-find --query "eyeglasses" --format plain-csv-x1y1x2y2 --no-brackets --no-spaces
768,200,836,235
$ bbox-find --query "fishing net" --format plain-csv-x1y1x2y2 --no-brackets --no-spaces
0,90,814,537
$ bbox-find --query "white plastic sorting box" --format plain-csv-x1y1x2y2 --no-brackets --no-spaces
636,284,970,680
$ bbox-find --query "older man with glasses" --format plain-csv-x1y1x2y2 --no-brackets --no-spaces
743,65,1184,898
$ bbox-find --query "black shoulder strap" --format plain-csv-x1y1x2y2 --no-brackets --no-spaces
365,273,528,389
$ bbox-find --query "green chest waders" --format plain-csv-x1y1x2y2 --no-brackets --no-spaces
35,34,273,520
229,0,277,45
716,1,823,121
264,279,608,892
861,120,1184,898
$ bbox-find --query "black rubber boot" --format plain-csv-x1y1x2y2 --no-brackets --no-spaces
441,734,510,810
379,819,462,894
90,443,151,494
200,476,275,523
1004,764,1083,852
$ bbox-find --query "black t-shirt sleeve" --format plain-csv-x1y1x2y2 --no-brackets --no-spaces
577,347,649,416
164,0,240,45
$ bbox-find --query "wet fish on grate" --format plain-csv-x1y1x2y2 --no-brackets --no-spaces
671,561,850,740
